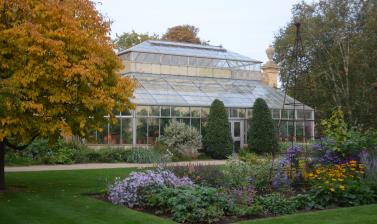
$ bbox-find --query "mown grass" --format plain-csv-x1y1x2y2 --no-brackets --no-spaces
1,168,376,224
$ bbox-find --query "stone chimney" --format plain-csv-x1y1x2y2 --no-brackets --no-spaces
261,45,279,88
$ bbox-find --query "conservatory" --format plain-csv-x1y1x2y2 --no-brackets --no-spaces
87,40,314,150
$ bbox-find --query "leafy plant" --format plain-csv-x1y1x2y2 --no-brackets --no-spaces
202,99,233,159
248,98,278,154
159,121,201,160
223,156,254,188
225,155,272,193
147,186,232,224
255,193,297,216
321,108,350,151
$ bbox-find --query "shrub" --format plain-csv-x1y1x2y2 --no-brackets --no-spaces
248,98,278,154
291,194,316,210
223,156,272,193
255,193,297,216
307,160,376,207
223,156,254,188
125,148,170,163
6,138,80,165
147,186,232,224
202,99,233,159
320,108,377,158
159,121,201,160
108,168,193,208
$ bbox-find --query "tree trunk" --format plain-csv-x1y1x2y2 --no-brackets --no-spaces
0,141,5,190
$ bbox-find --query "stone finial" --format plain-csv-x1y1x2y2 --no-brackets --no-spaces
261,45,279,88
266,45,274,61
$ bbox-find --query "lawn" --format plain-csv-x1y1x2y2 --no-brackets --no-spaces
1,168,377,224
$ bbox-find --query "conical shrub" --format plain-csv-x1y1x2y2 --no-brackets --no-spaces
203,99,233,159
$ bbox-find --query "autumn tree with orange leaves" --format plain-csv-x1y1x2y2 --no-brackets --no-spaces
0,0,135,190
162,25,202,44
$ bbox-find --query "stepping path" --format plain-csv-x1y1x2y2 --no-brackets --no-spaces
5,160,226,172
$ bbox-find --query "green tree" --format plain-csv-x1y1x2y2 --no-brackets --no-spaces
0,0,135,190
274,0,377,130
203,99,233,159
113,30,159,51
162,25,202,44
248,98,277,154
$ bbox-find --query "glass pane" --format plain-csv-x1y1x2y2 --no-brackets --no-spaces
97,122,109,144
121,118,132,144
272,109,280,119
190,107,201,117
172,107,190,117
247,109,253,118
230,108,238,118
305,110,314,120
305,121,314,140
191,118,200,131
150,106,160,117
296,109,304,119
171,107,180,117
181,107,190,117
287,121,295,141
161,106,171,117
136,106,148,116
296,122,304,142
239,109,246,118
282,109,294,119
160,118,171,136
121,108,132,116
137,118,148,144
234,122,240,137
201,108,209,118
108,119,121,144
148,118,159,144
279,121,288,141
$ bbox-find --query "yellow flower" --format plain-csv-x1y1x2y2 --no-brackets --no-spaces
338,178,344,182
339,185,345,191
330,188,335,192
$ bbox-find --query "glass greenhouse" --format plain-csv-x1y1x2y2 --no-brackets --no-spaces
88,40,314,150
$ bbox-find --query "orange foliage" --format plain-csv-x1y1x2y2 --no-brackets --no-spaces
0,0,135,143
162,25,201,44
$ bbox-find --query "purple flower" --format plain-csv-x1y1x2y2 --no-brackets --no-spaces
108,168,193,207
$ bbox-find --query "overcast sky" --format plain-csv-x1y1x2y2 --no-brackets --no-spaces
96,0,305,62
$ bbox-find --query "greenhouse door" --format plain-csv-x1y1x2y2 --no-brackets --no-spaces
229,120,244,153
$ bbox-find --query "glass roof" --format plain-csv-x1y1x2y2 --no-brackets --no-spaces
120,40,262,63
128,73,313,110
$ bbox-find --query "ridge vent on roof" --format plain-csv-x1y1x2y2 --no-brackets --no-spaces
148,40,227,52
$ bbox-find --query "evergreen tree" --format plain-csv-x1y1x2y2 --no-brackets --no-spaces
248,98,278,154
203,99,233,159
